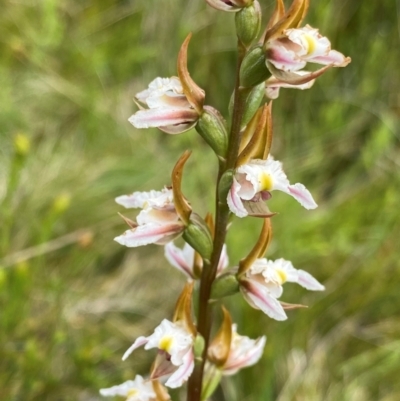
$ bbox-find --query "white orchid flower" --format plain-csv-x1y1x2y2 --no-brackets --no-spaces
129,77,199,134
164,242,229,280
114,188,185,248
227,156,317,218
122,319,194,389
266,25,351,72
240,258,325,321
223,324,266,376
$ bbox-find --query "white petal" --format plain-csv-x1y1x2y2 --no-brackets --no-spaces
165,350,194,388
227,178,248,218
240,279,287,321
114,223,184,248
115,190,165,209
122,337,149,361
287,183,318,209
164,242,194,279
297,269,325,291
129,108,198,129
217,244,229,275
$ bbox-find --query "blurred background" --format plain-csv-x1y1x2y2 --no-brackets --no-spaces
0,0,399,400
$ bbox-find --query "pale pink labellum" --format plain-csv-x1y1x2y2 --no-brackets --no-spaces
164,242,195,279
165,350,194,388
240,278,287,321
297,269,325,291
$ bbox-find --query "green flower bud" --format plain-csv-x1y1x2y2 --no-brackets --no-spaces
240,81,265,129
235,1,261,47
182,213,213,263
211,271,240,299
193,333,205,359
218,169,234,203
239,44,271,88
196,106,228,157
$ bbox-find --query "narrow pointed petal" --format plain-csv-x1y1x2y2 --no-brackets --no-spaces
205,0,243,12
267,61,332,83
158,121,197,135
122,336,148,361
116,190,165,209
287,183,318,209
165,350,194,388
223,335,266,375
114,223,184,247
129,108,198,129
240,279,287,321
164,242,194,279
311,50,351,67
227,178,248,218
297,269,325,291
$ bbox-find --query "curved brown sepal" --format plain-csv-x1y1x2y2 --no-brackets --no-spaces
171,150,193,225
238,218,272,276
177,33,205,114
207,306,232,367
264,0,308,44
173,282,197,336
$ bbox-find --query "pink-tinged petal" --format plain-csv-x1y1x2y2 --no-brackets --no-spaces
158,121,197,135
205,0,242,12
165,350,194,389
265,86,280,99
297,269,325,291
217,244,229,275
227,178,248,218
287,183,318,210
164,242,194,279
311,50,351,67
266,44,306,72
240,279,287,321
223,336,266,375
129,108,198,129
151,351,178,380
114,223,184,248
115,190,164,209
122,336,148,361
146,94,190,109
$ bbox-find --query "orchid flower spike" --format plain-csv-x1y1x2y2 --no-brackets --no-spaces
114,188,185,247
129,77,200,134
164,242,228,280
222,324,266,376
122,319,195,389
100,375,170,401
227,156,317,218
239,258,324,321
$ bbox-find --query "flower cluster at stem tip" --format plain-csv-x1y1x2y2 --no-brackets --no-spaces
101,0,350,400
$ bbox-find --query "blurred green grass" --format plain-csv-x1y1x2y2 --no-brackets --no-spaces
0,0,399,400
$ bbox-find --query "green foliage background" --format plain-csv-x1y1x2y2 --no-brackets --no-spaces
0,0,399,400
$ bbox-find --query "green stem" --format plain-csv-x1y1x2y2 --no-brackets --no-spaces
186,40,247,401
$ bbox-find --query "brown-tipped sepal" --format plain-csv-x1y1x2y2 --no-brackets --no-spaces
152,381,171,401
171,151,193,225
178,34,205,114
196,106,228,157
240,45,271,88
235,1,262,48
173,282,197,336
211,271,240,299
208,306,233,367
238,218,272,276
182,213,213,263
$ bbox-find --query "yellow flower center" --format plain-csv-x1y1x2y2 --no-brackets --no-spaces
276,269,288,284
303,33,317,55
127,389,138,397
159,336,174,353
259,172,273,191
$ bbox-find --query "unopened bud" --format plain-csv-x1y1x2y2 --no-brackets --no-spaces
196,106,228,157
211,272,240,299
182,214,213,262
240,45,271,88
235,1,261,47
240,81,265,129
218,169,234,203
